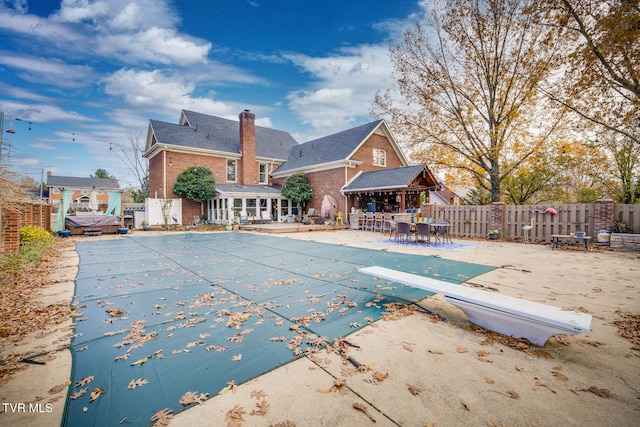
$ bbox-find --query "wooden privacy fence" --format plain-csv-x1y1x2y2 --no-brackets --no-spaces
423,201,640,242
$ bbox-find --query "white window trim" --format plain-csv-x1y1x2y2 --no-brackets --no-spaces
226,158,237,182
373,148,386,167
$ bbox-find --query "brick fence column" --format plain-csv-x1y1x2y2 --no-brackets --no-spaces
1,207,20,254
491,202,505,235
420,203,432,219
594,198,614,237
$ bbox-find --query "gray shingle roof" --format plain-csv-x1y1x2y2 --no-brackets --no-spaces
342,165,426,192
274,120,384,173
46,175,120,190
150,111,298,160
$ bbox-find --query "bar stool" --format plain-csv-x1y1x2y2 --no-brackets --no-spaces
364,212,374,231
373,212,383,232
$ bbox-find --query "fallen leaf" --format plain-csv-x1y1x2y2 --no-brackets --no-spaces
408,384,423,396
127,378,148,389
580,386,611,398
251,390,267,400
130,356,148,366
506,390,520,399
353,402,376,422
225,404,246,425
428,349,443,354
69,388,88,400
250,399,270,416
456,346,468,353
231,353,242,361
460,399,470,411
535,381,557,394
75,376,94,387
150,408,173,426
49,381,71,394
552,371,569,381
89,387,105,402
179,391,209,405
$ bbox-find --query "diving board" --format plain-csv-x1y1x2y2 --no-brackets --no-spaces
359,266,592,346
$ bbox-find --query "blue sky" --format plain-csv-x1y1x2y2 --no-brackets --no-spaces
0,0,425,187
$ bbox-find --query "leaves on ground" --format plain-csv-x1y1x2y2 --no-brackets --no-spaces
151,408,173,426
353,402,376,422
580,386,611,398
75,376,94,387
106,308,124,317
250,389,267,400
178,391,209,405
250,399,270,416
225,404,246,427
552,371,569,381
127,378,148,389
408,384,423,396
612,311,640,349
318,379,349,395
130,356,148,366
460,399,470,411
89,387,105,402
69,388,88,400
49,381,71,394
506,390,520,399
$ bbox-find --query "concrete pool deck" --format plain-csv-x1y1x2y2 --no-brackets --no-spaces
2,229,639,426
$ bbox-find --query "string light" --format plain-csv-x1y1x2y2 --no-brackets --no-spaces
15,117,133,151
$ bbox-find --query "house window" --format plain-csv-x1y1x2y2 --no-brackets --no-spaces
373,149,386,167
52,188,60,194
227,159,237,182
259,163,267,184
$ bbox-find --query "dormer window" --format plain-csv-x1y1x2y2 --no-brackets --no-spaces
373,148,386,167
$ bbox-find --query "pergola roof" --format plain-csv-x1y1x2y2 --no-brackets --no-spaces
342,165,437,193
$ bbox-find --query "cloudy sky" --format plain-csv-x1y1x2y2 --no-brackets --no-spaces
0,0,425,187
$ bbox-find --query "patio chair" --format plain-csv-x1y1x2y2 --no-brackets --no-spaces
357,212,367,230
373,212,383,232
364,212,375,231
381,213,392,236
395,221,414,243
415,222,430,244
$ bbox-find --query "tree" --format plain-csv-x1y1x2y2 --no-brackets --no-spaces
372,0,567,202
113,132,149,202
539,0,640,145
91,168,115,179
172,167,216,216
281,172,313,215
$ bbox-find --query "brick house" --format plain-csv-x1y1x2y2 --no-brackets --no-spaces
144,109,440,224
46,172,120,214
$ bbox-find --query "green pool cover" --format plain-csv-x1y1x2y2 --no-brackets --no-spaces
64,233,495,426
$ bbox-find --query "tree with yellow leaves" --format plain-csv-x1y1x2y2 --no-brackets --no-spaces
372,0,568,202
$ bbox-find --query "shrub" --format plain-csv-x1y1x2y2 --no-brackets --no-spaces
20,225,53,244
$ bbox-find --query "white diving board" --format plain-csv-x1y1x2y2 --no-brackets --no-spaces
359,266,592,346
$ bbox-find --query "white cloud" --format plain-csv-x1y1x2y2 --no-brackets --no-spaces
0,100,94,123
98,27,211,65
284,44,395,138
0,52,98,87
102,68,243,119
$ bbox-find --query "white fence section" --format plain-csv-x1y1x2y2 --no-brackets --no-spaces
145,198,183,226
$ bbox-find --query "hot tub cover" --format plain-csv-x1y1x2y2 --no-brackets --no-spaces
65,215,121,227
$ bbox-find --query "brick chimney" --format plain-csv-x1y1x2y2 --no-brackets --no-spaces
239,110,257,185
